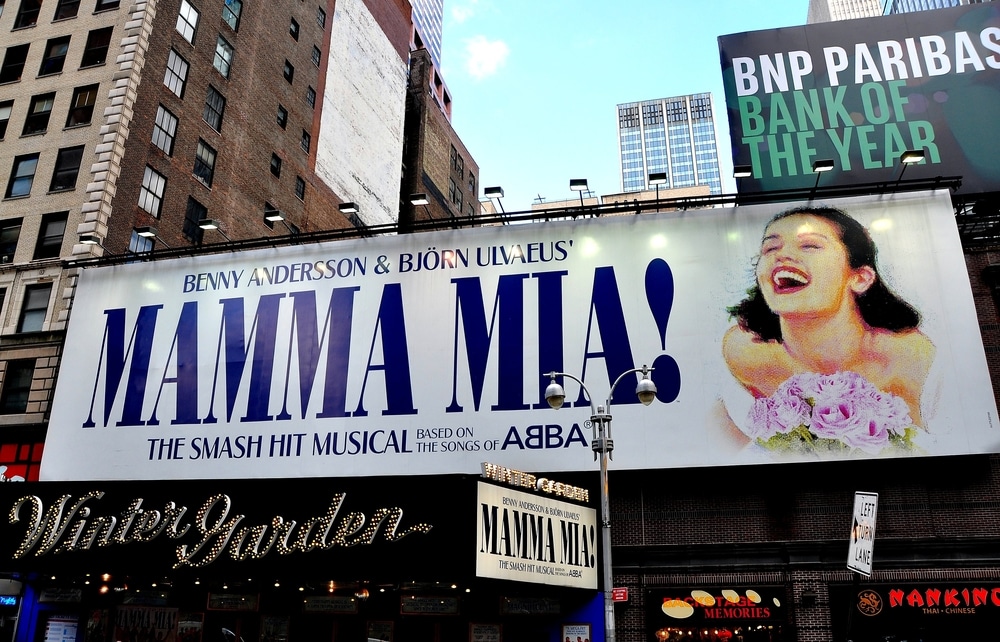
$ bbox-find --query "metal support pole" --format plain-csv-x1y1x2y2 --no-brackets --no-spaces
593,408,616,642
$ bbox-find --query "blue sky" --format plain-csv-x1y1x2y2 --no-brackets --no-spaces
440,0,808,212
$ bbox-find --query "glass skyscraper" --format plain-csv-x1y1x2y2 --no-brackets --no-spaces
411,0,444,69
616,93,723,195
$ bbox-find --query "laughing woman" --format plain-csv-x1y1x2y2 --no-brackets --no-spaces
722,205,935,455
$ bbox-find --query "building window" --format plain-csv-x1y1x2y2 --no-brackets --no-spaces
53,0,80,19
49,146,84,192
5,154,38,199
183,197,206,244
163,49,189,97
176,0,199,44
0,44,31,84
138,165,166,216
468,171,476,193
38,36,70,76
203,85,225,131
128,229,153,254
448,178,455,203
0,438,44,481
17,284,51,332
270,153,281,177
289,18,299,40
22,92,54,135
450,145,463,173
306,86,316,108
222,0,241,31
294,176,305,200
193,139,216,187
0,219,22,263
13,0,41,28
311,45,321,67
213,35,233,78
276,104,288,129
300,129,310,153
316,6,325,28
283,60,294,83
80,27,113,67
65,84,98,127
95,0,120,11
33,211,67,259
0,101,11,138
151,105,177,155
0,359,35,414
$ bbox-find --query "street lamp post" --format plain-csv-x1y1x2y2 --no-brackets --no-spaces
543,366,657,642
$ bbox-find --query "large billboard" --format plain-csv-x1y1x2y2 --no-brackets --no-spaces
42,191,999,480
719,3,1000,194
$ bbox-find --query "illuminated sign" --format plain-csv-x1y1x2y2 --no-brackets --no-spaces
480,462,589,502
42,192,999,480
7,491,431,568
476,482,597,589
650,587,786,622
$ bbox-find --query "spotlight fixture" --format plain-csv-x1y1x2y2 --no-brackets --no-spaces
409,193,429,206
733,165,753,178
900,149,926,164
198,218,221,230
483,186,504,198
647,172,667,185
264,209,284,222
338,202,359,213
79,234,100,245
811,159,835,173
135,226,158,237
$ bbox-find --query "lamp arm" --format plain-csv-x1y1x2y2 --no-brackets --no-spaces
543,370,596,415
604,365,654,410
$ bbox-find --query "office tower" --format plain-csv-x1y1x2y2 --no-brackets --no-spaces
807,0,882,22
883,0,992,13
410,0,444,69
616,93,723,196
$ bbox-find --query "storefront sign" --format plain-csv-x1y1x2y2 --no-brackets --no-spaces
469,623,501,642
5,490,431,569
206,593,258,611
399,596,459,615
476,482,597,589
302,596,359,613
649,587,786,623
481,462,589,502
612,587,629,602
499,597,561,615
42,192,999,480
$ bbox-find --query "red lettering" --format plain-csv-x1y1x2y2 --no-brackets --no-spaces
944,589,959,607
889,589,904,607
992,588,1000,607
926,588,941,606
962,588,970,605
907,590,925,607
973,588,988,607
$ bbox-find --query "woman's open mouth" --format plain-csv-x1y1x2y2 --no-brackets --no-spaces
770,266,809,293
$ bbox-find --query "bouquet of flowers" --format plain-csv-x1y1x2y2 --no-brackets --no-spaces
746,371,920,456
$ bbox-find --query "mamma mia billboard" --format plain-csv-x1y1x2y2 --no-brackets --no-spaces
42,191,999,480
719,3,1000,194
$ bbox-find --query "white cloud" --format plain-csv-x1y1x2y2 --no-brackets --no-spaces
451,5,475,22
464,35,509,80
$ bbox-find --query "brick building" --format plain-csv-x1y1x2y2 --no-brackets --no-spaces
0,0,483,482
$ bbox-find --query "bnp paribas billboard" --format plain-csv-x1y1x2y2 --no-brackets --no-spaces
718,3,1000,194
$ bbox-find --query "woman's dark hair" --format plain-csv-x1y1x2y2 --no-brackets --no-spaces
728,205,920,342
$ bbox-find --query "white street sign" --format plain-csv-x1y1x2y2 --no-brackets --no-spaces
848,491,878,576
